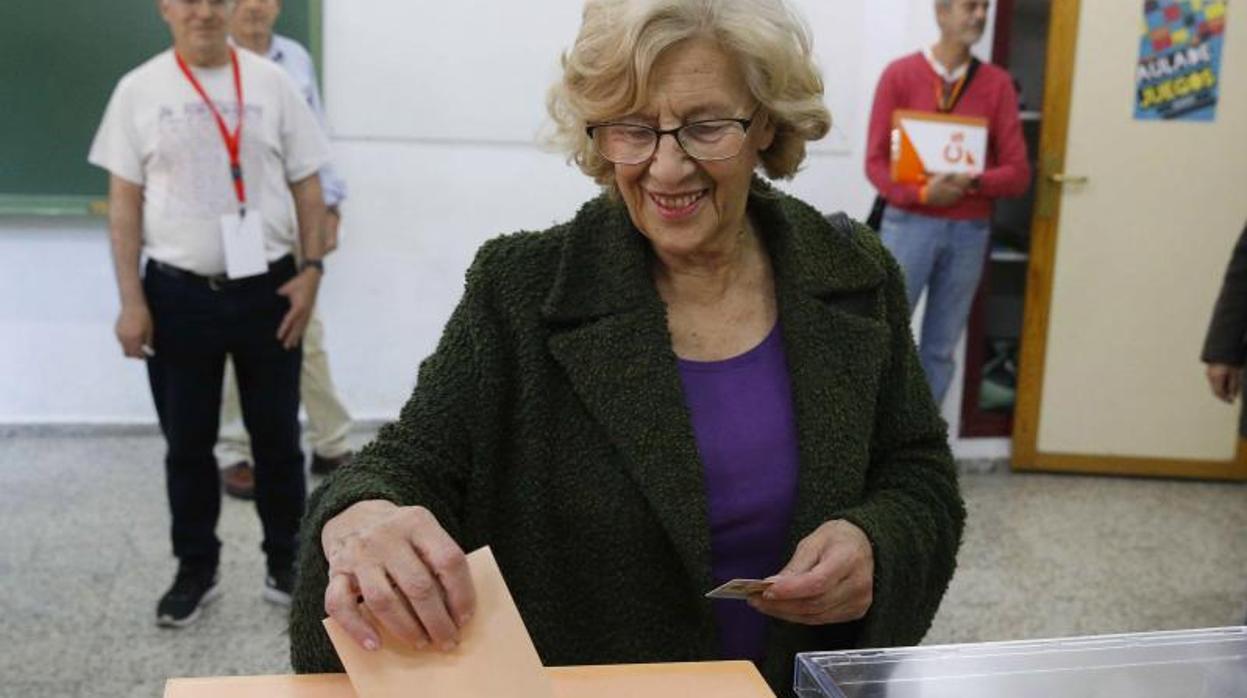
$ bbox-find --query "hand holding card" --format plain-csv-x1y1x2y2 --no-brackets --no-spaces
745,520,875,626
704,578,774,600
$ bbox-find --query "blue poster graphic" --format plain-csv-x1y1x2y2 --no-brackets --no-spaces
1136,0,1229,121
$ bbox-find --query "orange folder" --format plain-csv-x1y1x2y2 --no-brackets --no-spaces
891,109,988,185
163,662,776,698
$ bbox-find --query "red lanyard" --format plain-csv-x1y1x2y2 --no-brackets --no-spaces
175,47,246,212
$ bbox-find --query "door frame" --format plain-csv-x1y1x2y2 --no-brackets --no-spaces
1010,0,1247,480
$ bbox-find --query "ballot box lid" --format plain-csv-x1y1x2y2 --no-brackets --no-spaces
795,626,1247,698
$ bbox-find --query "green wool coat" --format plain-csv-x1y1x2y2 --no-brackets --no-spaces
289,181,965,693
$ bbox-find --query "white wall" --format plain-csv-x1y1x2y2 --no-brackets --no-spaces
1,0,998,457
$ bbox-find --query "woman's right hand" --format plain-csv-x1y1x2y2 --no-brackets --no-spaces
321,500,476,652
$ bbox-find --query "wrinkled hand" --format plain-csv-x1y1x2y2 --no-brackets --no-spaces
748,520,874,625
276,269,320,349
1206,363,1243,403
324,209,341,254
115,304,153,359
925,173,971,207
322,501,476,652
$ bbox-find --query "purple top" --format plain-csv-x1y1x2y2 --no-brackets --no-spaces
677,323,800,662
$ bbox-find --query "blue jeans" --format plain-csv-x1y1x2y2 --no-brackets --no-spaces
880,207,991,406
144,256,305,574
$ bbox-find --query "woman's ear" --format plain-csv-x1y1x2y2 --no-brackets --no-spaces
756,112,776,153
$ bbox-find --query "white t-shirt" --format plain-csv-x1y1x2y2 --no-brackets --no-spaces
89,49,330,276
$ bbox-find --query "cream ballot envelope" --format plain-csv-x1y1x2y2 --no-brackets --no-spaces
890,109,988,185
323,546,556,698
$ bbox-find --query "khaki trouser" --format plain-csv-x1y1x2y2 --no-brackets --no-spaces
216,309,352,464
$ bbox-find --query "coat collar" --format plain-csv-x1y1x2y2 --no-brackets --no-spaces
541,178,886,323
540,179,889,613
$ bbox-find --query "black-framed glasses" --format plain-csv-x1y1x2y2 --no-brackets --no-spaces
586,107,760,165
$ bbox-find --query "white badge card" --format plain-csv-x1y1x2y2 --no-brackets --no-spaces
220,211,268,279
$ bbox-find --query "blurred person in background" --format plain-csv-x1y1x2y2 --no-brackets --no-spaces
218,0,355,501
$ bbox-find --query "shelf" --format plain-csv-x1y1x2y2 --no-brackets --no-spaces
990,248,1029,263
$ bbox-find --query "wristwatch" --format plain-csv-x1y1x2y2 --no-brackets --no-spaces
300,258,325,275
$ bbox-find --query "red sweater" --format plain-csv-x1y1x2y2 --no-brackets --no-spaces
865,52,1031,220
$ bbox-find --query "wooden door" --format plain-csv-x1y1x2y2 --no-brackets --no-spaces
1013,0,1247,478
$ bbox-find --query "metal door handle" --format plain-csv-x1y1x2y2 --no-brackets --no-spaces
1048,173,1089,185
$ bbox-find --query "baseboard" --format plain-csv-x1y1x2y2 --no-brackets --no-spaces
0,417,391,439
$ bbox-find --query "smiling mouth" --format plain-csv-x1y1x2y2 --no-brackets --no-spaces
648,189,708,219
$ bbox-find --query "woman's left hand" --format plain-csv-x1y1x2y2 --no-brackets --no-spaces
748,519,874,625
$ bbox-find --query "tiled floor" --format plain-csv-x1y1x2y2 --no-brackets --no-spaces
2,432,1245,697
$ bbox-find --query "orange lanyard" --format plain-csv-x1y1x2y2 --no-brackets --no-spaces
175,48,246,213
934,71,969,113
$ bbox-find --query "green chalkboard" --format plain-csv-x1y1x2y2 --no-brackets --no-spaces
0,0,318,216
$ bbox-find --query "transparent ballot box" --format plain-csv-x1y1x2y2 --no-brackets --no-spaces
795,627,1247,698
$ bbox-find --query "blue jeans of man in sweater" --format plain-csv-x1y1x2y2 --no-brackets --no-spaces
880,207,991,406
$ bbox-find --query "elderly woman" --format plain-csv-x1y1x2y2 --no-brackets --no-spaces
290,0,964,690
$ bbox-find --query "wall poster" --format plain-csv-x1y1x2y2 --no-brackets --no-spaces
1136,0,1229,121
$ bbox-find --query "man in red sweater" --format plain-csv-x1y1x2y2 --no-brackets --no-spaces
865,0,1031,406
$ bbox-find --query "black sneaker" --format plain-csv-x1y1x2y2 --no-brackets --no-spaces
156,568,220,628
264,567,295,607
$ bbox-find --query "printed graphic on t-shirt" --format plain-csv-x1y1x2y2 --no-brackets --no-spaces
155,101,267,218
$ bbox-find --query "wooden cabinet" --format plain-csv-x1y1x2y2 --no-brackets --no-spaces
958,0,1047,438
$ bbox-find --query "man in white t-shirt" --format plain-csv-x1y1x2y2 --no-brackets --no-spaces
89,0,329,628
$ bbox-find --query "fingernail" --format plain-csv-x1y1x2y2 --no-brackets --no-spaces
441,640,458,652
763,591,776,601
458,612,473,627
363,637,378,651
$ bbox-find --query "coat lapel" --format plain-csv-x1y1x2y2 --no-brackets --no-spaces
750,194,892,545
543,197,715,595
776,289,891,541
